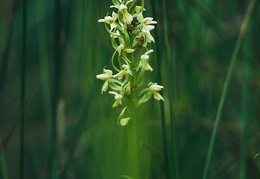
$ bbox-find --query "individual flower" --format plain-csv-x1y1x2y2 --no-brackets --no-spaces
98,11,118,31
137,13,157,33
137,82,164,105
114,64,133,79
122,64,132,75
115,42,135,55
110,1,133,24
143,31,155,44
117,42,125,55
148,82,164,101
119,4,133,24
137,50,154,71
109,91,123,107
135,31,155,47
96,69,113,93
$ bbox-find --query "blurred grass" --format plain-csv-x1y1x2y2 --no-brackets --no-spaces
0,0,260,178
19,0,27,178
0,149,8,179
203,1,256,178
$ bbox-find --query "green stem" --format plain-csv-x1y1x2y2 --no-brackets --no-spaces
239,23,250,179
126,97,139,178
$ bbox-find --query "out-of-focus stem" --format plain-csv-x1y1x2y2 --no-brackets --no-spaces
126,94,139,178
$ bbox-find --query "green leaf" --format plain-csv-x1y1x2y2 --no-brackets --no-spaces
137,92,152,106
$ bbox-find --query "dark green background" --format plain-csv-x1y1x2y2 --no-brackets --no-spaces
0,0,260,178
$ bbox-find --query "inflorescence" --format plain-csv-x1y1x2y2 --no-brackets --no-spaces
97,0,164,126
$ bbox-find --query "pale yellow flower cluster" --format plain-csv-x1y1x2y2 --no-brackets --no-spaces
97,0,164,126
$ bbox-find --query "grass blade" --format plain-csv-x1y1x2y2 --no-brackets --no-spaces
150,0,170,178
20,0,27,178
203,0,256,178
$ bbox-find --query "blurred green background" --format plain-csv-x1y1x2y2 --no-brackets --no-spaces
0,0,260,178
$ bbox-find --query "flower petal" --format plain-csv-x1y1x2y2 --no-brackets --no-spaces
98,19,105,22
149,83,164,91
101,81,109,93
153,92,164,101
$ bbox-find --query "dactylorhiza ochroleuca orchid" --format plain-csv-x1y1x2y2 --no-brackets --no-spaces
96,0,164,126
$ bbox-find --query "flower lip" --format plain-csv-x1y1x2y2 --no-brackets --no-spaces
96,69,113,80
98,12,118,31
109,91,123,107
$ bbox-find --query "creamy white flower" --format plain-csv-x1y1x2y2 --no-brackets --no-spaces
141,54,149,60
116,42,134,55
119,4,133,24
138,50,154,71
109,91,123,107
138,59,153,71
148,83,164,101
144,30,155,41
137,13,157,33
141,49,154,59
135,31,155,47
96,69,113,93
149,82,163,91
98,11,118,31
117,42,125,55
110,3,133,24
114,64,132,79
96,69,112,80
122,64,132,75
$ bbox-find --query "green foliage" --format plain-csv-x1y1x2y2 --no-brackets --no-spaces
0,0,260,178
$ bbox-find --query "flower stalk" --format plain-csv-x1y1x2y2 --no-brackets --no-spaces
97,0,164,177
